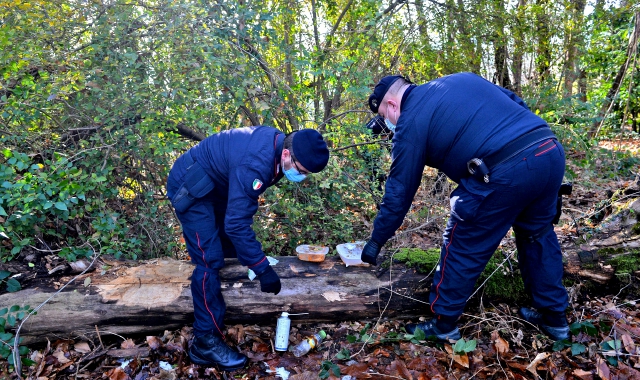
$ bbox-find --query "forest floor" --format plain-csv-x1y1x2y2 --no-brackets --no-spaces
3,140,640,380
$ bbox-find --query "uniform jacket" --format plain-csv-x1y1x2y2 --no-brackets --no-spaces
175,126,284,272
372,72,549,244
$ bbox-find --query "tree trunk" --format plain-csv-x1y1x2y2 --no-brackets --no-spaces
2,256,431,346
535,0,552,84
562,0,587,98
512,0,527,95
4,235,636,346
589,13,640,137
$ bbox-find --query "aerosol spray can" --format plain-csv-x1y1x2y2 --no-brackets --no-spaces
275,312,291,351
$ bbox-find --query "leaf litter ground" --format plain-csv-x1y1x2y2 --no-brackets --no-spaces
3,142,640,379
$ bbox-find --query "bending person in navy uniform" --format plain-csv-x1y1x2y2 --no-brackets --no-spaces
166,127,330,370
360,73,570,342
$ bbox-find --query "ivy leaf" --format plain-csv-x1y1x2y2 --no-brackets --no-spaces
0,271,11,281
335,348,350,360
463,339,477,352
413,327,426,341
553,339,571,352
571,343,586,356
6,278,21,293
453,339,466,353
54,202,68,211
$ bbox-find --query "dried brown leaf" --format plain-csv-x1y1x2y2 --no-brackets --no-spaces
342,362,371,377
290,371,323,380
73,341,91,354
406,356,439,372
389,359,412,379
121,338,136,349
505,360,527,371
616,362,640,379
573,369,594,379
596,357,611,380
526,352,549,377
616,322,640,337
372,347,390,357
443,344,470,369
554,370,569,380
146,336,162,350
105,367,131,380
252,341,270,353
491,330,509,356
622,334,636,354
453,353,469,368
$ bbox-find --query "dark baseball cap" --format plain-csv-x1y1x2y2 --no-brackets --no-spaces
368,75,407,113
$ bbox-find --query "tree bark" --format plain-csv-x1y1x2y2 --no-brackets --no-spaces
535,0,552,84
5,231,637,346
512,0,527,95
562,0,587,98
589,12,640,137
3,256,431,345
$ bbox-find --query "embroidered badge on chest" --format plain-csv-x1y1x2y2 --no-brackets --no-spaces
252,179,263,190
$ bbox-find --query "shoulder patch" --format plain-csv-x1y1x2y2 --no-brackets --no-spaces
252,179,263,191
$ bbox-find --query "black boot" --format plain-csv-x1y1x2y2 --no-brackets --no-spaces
518,307,570,341
189,333,248,371
405,319,461,342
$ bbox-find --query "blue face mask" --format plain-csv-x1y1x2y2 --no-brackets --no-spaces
384,106,397,132
385,118,396,132
284,167,306,182
284,156,307,182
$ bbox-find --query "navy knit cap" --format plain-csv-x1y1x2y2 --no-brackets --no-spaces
368,75,408,113
292,129,330,173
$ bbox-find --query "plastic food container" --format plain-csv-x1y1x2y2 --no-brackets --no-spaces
336,241,367,266
296,245,329,262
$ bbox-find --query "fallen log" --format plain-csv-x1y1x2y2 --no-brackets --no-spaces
1,256,431,345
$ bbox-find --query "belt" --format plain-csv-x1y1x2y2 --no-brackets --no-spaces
467,127,557,183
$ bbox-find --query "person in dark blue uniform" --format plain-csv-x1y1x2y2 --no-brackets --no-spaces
166,127,330,370
360,73,570,342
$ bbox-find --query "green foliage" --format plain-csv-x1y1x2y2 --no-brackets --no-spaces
553,318,627,367
319,360,341,379
0,0,637,277
452,338,477,355
476,251,527,303
335,348,351,360
601,339,622,366
406,326,427,343
255,148,378,254
0,271,20,292
569,320,598,337
606,250,640,278
0,145,177,262
390,247,440,272
0,305,35,368
346,323,374,344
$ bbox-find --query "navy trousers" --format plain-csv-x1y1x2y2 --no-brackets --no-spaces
429,138,568,319
167,154,236,338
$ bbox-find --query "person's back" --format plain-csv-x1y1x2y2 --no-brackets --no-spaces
399,72,546,182
188,126,280,191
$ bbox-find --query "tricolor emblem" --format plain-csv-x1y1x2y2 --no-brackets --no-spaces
252,179,263,190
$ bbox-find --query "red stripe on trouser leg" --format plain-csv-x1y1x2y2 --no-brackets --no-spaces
430,223,457,314
196,232,224,337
